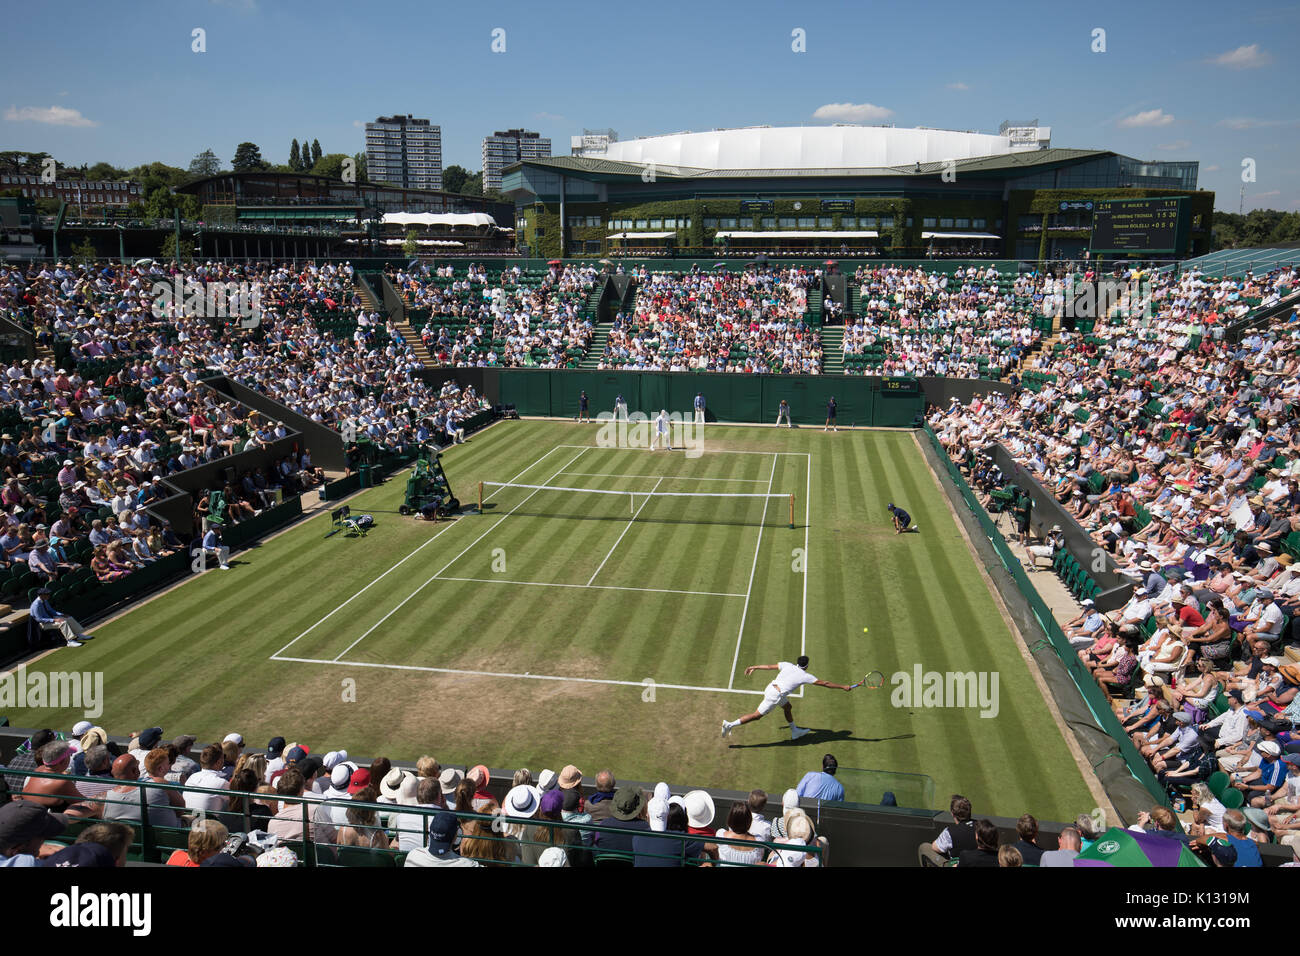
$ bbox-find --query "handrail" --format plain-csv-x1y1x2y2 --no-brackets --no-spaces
5,767,823,867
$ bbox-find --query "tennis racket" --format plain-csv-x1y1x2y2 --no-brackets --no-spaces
849,671,886,690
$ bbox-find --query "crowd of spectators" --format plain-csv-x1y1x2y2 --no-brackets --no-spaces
930,263,1300,848
599,267,822,373
395,262,598,369
0,726,833,868
843,264,1044,377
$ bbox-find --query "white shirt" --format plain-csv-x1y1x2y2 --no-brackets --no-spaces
183,768,229,812
771,661,818,696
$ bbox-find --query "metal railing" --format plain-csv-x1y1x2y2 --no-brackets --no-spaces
4,768,824,867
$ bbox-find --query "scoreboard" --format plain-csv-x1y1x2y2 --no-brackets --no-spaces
1089,196,1188,254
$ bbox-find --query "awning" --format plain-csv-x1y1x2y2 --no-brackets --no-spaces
921,231,1001,239
382,238,464,246
379,212,497,228
607,232,677,240
714,230,879,239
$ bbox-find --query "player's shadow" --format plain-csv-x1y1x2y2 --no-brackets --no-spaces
726,729,914,749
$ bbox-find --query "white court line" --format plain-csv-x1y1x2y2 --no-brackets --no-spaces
271,443,566,660
801,450,811,661
270,654,766,696
436,576,745,598
728,452,779,689
587,476,663,586
559,470,770,483
330,447,589,662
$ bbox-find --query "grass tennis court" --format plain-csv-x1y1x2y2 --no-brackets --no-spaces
8,420,1098,820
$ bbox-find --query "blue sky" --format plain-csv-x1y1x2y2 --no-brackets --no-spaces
4,0,1298,211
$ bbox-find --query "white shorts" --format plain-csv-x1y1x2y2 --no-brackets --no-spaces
757,682,789,716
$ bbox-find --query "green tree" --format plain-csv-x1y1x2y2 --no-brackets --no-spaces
0,151,52,175
232,142,269,172
187,149,222,179
352,151,368,183
289,139,302,171
71,236,98,265
402,229,421,258
462,170,483,195
309,153,352,180
159,232,194,264
86,162,125,180
442,164,470,194
311,139,322,166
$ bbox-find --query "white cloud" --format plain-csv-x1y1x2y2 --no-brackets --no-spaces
1203,164,1221,172
534,111,565,121
946,82,969,91
352,120,365,128
1211,44,1272,68
1156,140,1190,151
4,104,98,127
812,102,894,123
1118,109,1174,128
1253,190,1281,197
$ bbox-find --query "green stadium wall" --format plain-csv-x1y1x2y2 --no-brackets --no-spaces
496,370,923,427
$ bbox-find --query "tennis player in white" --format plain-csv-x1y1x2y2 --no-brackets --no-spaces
722,656,852,740
650,409,671,451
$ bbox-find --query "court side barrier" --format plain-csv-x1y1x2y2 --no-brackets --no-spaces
921,425,1169,818
4,769,821,868
494,369,923,427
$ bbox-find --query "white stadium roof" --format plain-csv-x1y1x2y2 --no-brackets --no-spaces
589,125,1050,171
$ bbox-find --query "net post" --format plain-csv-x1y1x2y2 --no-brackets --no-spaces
478,481,483,514
789,493,795,530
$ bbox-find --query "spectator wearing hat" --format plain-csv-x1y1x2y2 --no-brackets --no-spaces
127,727,164,766
1235,741,1288,806
634,801,705,867
523,787,590,867
405,811,481,867
592,785,651,857
0,802,68,866
1200,690,1250,750
391,777,442,853
1064,598,1106,646
263,736,287,782
29,586,93,648
683,789,717,850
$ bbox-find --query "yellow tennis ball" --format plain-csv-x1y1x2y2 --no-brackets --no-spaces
863,627,869,633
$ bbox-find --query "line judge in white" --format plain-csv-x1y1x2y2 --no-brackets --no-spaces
722,656,852,740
